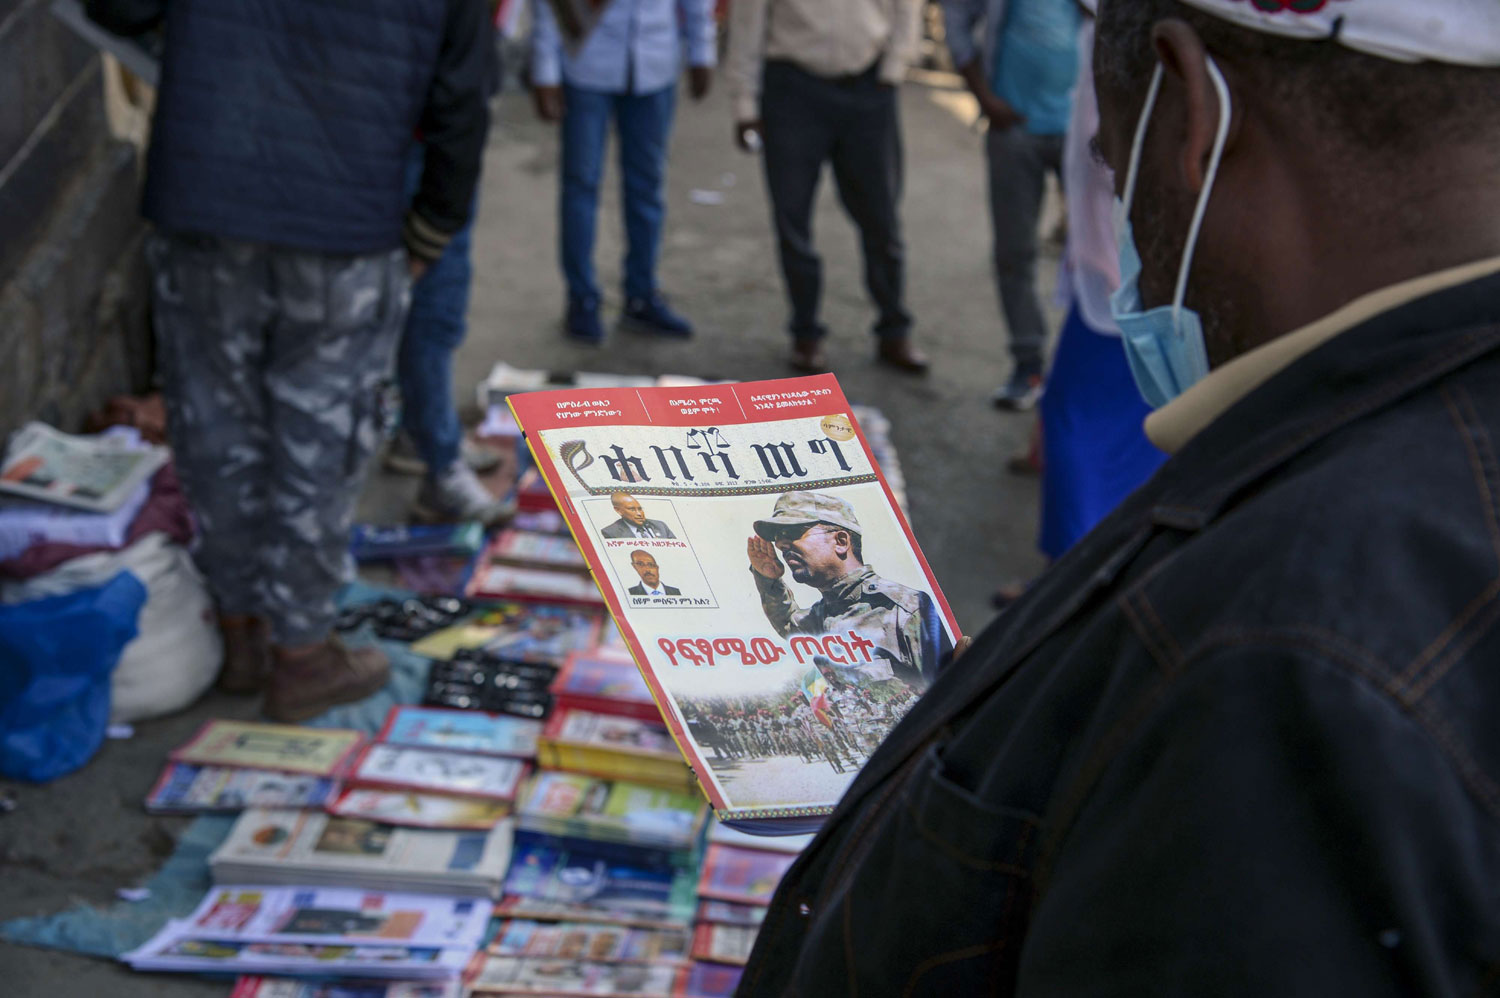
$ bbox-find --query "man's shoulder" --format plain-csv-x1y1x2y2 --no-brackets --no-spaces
601,519,628,537
854,572,927,614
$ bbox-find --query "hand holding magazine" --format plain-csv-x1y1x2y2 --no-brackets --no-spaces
509,375,959,833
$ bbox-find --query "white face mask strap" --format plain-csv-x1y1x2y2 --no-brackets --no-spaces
1120,64,1165,213
1171,56,1233,322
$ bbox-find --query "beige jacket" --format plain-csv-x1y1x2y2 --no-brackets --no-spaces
725,0,923,122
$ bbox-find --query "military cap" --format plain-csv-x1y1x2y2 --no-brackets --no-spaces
753,491,862,539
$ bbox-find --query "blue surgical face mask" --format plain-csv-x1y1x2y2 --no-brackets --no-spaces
1110,58,1233,409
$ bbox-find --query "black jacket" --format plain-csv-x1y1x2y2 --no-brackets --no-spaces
741,270,1500,996
87,0,490,260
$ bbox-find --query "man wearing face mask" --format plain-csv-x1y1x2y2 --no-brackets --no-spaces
737,2,1500,994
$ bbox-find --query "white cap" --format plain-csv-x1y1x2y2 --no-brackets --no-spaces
1178,0,1500,66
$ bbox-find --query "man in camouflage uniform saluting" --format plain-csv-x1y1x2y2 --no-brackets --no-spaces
746,491,951,690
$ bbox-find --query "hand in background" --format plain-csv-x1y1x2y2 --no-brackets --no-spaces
532,84,565,122
689,65,713,101
735,120,763,153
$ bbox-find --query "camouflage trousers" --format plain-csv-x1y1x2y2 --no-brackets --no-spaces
147,232,409,646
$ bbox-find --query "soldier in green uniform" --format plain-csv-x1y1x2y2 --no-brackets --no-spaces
746,491,952,690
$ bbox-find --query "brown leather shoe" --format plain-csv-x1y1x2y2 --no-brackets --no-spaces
789,339,828,373
264,636,391,723
217,614,271,694
876,337,930,374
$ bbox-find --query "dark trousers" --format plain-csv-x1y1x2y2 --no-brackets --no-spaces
760,60,912,342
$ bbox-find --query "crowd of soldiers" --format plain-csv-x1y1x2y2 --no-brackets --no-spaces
683,676,920,775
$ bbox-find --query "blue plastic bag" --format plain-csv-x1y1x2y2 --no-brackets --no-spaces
0,570,147,782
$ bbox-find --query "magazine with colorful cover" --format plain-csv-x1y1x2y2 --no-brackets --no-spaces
694,845,796,907
170,721,365,776
345,744,527,802
122,932,471,980
489,920,692,964
494,896,689,931
0,420,168,512
688,923,756,967
551,653,660,721
230,977,463,998
536,709,695,794
504,837,698,920
145,762,338,814
175,886,491,949
509,375,959,830
515,771,708,852
209,810,513,897
693,900,766,928
673,961,744,997
377,706,543,759
409,601,602,662
326,788,513,831
486,528,589,571
471,954,680,997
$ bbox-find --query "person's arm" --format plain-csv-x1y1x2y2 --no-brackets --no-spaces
679,0,717,99
1016,643,1496,995
941,0,1022,127
724,0,771,143
529,0,565,90
85,0,165,35
879,0,922,87
406,0,492,268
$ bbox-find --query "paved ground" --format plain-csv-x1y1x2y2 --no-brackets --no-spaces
0,72,1058,995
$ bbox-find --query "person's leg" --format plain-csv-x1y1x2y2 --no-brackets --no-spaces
148,233,270,616
760,62,837,349
617,83,676,302
147,231,274,691
397,144,476,478
258,247,408,717
560,85,612,334
988,127,1051,383
828,75,913,344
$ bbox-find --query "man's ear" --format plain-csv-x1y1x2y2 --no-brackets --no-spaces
1152,19,1239,193
833,529,852,556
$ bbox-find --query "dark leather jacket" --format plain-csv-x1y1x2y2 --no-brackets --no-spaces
741,271,1500,996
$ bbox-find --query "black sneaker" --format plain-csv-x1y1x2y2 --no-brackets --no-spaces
622,292,694,338
992,371,1044,411
566,296,605,345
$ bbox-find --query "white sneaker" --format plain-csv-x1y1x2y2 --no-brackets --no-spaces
385,433,504,477
411,461,516,527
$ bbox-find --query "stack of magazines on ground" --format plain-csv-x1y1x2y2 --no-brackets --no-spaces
118,373,943,996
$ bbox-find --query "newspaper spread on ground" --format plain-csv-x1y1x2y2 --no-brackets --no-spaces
0,422,168,513
173,886,492,949
509,375,958,831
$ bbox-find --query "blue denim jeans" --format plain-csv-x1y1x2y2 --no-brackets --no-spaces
400,146,477,475
559,83,677,304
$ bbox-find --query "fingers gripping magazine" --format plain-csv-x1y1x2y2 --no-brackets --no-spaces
509,376,959,830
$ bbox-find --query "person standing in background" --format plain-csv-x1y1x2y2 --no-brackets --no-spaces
86,0,492,722
942,0,1082,410
386,2,516,529
725,0,930,376
529,0,718,344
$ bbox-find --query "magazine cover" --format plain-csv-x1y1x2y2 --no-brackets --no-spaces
170,721,365,776
230,977,462,998
326,789,513,831
0,421,168,512
346,745,527,802
694,900,767,928
489,920,692,964
378,706,543,759
551,654,659,720
515,771,708,851
504,838,698,919
145,763,338,813
210,810,513,887
122,935,470,980
471,955,679,997
694,845,796,907
409,601,601,662
689,923,757,967
509,376,959,828
493,896,690,932
178,886,491,948
673,961,744,998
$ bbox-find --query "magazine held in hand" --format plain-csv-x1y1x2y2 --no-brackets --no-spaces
508,375,958,832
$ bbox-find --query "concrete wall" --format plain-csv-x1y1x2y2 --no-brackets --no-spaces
0,0,152,441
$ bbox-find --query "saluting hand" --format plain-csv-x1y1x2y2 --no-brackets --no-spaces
747,536,784,580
